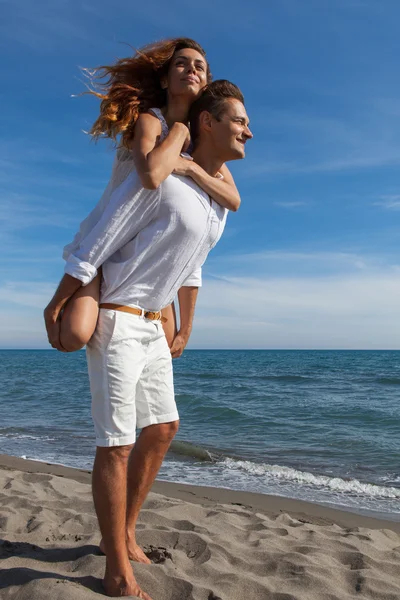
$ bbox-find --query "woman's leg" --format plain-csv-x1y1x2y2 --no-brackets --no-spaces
161,302,177,348
59,272,101,352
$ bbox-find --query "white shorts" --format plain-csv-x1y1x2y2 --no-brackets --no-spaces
86,308,179,447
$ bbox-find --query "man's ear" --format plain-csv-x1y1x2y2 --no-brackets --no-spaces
199,110,213,132
160,76,168,90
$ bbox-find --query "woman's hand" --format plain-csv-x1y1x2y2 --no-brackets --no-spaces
173,155,194,178
44,304,65,352
130,116,190,189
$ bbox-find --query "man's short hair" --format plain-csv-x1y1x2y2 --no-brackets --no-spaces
189,80,245,145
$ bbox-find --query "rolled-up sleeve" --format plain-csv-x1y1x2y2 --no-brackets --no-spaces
64,255,98,286
181,267,202,288
64,174,160,286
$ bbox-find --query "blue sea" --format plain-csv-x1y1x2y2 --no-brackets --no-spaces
1,349,399,517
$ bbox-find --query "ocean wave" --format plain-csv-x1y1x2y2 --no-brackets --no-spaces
258,375,316,383
0,433,57,441
169,440,218,462
178,373,316,383
180,402,249,421
374,377,400,385
221,458,400,499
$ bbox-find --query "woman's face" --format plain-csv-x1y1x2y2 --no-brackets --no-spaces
164,48,208,100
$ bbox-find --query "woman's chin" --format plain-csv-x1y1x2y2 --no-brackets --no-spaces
175,83,202,98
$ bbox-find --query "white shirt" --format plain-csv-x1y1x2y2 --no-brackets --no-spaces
64,171,228,311
63,108,169,263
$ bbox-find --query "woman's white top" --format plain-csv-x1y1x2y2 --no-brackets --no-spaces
63,109,228,311
63,108,168,262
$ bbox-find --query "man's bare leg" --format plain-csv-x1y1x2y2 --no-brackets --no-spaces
92,445,152,599
125,421,179,562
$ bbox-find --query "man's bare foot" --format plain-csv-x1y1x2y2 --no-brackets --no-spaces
99,539,152,565
126,540,152,565
103,573,152,599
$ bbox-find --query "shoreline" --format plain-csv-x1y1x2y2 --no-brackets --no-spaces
1,452,400,599
1,453,399,533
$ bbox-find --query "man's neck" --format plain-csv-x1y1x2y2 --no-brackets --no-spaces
191,144,224,177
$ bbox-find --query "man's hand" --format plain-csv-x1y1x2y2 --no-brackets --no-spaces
173,155,194,178
170,330,189,359
44,304,65,352
172,285,198,359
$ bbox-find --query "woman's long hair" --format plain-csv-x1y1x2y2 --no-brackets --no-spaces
84,38,211,148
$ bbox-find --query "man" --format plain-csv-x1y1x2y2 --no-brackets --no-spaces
44,80,252,599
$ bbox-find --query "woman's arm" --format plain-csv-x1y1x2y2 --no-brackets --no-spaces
62,174,161,291
173,158,240,211
130,113,190,189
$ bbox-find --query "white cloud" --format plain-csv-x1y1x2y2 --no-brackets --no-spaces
1,258,400,349
0,281,56,310
0,311,49,349
248,97,400,176
207,250,374,276
374,195,400,210
189,271,400,349
0,283,56,349
0,194,76,234
273,201,310,209
0,1,100,50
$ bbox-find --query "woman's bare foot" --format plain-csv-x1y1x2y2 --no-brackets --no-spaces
100,539,152,565
102,572,152,599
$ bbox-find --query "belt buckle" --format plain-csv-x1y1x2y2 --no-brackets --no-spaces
144,311,156,320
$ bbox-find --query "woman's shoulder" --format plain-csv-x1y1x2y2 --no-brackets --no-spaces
145,108,169,140
136,109,165,126
133,111,165,136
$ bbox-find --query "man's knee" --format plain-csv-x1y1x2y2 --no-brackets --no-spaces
150,420,179,443
96,444,134,462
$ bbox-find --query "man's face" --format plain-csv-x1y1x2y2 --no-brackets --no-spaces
211,99,253,161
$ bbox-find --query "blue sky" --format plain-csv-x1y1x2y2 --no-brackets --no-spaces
1,0,400,349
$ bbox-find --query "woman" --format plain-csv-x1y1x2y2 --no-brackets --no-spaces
49,37,240,352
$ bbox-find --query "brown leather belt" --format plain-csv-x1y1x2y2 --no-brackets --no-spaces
99,303,167,323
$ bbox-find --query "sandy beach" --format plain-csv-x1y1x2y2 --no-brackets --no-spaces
0,454,399,600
